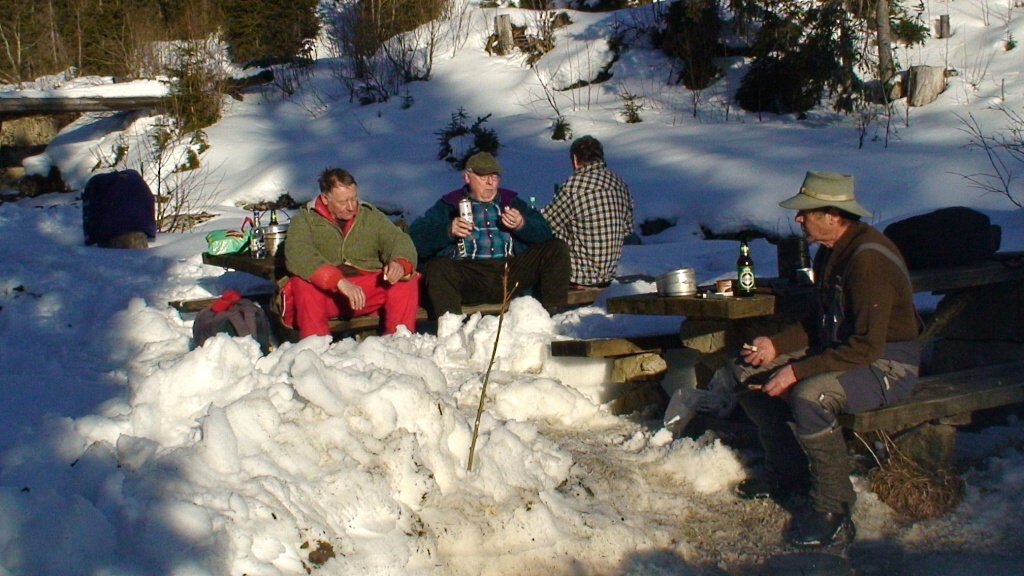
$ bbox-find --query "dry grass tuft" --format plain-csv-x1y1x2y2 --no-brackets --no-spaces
867,432,963,520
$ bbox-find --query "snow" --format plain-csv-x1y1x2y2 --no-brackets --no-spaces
2,1,1024,574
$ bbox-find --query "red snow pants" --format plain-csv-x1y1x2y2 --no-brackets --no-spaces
283,271,419,338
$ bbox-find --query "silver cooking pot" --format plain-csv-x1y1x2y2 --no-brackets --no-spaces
656,268,698,296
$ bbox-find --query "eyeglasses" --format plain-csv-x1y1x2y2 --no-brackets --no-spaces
471,172,500,182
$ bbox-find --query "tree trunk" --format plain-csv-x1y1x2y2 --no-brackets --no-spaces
908,65,946,106
875,0,895,81
494,15,513,55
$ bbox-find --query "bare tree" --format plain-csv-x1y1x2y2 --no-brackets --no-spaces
322,0,457,103
874,0,896,80
957,110,1024,208
0,0,42,83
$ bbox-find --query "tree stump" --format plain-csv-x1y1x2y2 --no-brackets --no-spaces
908,65,945,107
936,14,951,39
494,15,513,55
99,231,149,249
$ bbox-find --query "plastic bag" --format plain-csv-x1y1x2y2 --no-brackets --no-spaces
205,229,251,255
663,369,738,436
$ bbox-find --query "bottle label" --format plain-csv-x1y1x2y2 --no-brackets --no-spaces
251,228,268,259
738,266,755,291
457,198,471,258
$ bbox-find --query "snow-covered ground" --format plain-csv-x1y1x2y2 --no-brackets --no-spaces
2,1,1024,574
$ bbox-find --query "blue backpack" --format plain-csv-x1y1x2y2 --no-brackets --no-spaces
82,169,157,246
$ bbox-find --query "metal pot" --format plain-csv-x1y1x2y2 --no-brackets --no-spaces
656,268,698,296
262,224,289,257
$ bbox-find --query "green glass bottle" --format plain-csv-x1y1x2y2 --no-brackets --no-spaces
737,241,756,297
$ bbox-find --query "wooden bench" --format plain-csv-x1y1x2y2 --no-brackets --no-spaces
838,361,1024,470
175,252,601,340
839,361,1024,433
172,289,600,341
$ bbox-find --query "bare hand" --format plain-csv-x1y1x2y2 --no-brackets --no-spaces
450,217,473,238
500,206,524,230
381,260,404,284
740,336,777,366
762,364,797,397
337,278,366,311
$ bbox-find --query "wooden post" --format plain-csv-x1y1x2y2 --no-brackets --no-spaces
908,65,946,107
936,14,950,39
495,15,513,55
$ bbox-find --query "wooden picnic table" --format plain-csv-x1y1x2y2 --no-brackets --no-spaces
603,251,1024,383
607,250,1024,320
606,291,777,320
601,252,1024,475
202,251,284,282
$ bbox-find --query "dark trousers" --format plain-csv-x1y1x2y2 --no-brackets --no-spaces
731,342,920,513
422,238,570,317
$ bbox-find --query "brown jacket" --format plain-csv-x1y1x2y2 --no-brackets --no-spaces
771,221,920,379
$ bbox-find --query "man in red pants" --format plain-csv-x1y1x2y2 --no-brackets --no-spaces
282,168,419,338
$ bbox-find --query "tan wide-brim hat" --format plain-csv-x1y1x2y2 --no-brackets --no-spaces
779,171,872,218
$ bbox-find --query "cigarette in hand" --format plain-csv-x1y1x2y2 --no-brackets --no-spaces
747,384,764,390
743,343,758,352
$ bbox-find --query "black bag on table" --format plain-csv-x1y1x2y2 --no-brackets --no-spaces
193,291,274,355
883,207,1001,270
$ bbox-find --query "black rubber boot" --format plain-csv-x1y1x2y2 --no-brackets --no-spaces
736,475,807,500
787,509,854,548
788,427,856,547
798,427,856,516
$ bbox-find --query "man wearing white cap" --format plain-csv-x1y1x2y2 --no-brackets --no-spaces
725,171,922,547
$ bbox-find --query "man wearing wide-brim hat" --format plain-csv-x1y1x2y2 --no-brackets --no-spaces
721,171,922,547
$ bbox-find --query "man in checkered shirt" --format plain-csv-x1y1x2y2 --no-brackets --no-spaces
542,135,635,288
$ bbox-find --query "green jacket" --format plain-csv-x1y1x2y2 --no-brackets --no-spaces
284,197,417,291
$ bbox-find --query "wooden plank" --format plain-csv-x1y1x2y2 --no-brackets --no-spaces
169,292,275,313
840,361,1024,432
0,95,166,119
909,251,1024,293
567,287,601,306
605,292,775,320
176,291,590,317
202,251,284,281
550,334,684,358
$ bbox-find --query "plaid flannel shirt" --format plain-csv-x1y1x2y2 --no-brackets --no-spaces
542,161,634,285
445,199,513,259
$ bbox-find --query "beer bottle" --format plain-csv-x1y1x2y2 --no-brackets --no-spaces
736,241,756,297
269,209,278,225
